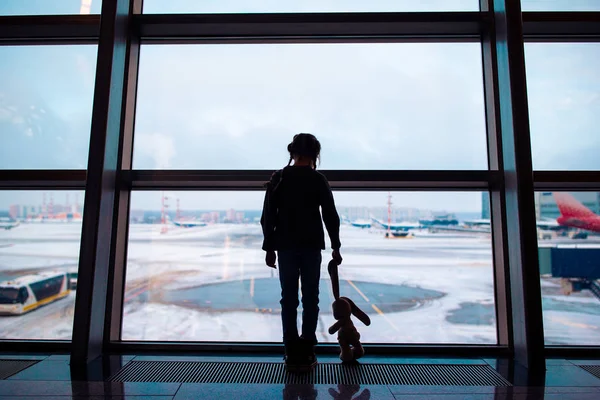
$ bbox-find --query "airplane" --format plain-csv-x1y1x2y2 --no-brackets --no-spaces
536,218,561,231
554,192,600,233
167,215,207,228
463,218,560,231
0,218,19,230
341,216,372,229
462,192,600,237
463,219,493,229
370,217,420,232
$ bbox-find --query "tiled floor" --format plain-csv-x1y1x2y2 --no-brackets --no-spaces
0,354,599,399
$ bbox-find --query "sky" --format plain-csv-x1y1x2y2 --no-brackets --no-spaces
0,1,599,210
0,190,485,214
1,0,599,15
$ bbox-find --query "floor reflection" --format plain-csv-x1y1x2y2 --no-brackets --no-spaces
327,384,371,400
283,384,371,400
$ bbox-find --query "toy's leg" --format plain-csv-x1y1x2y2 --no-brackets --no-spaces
338,338,354,362
352,342,365,360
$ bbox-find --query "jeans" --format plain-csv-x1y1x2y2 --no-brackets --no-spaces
278,249,322,344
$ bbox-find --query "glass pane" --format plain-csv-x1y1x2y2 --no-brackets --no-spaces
143,0,479,13
522,0,600,11
536,191,600,345
0,45,97,169
123,191,495,344
0,0,101,15
133,44,487,170
0,190,84,340
526,43,600,170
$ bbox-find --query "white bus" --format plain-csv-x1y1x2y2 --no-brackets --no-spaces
0,271,71,315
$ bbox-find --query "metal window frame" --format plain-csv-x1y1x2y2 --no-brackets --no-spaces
126,170,496,190
0,15,100,44
0,171,86,189
1,1,599,366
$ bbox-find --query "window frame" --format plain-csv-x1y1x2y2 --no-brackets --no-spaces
0,0,599,365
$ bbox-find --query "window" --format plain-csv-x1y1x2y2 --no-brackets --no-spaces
0,45,97,169
522,0,600,11
0,288,20,304
30,276,65,302
143,0,479,14
525,43,600,170
133,44,487,170
0,190,84,340
0,0,101,15
122,190,495,344
536,191,600,345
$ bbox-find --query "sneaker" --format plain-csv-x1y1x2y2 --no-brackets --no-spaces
298,337,317,370
283,338,302,370
284,338,317,373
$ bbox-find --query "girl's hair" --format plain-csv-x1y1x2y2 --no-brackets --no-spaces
287,133,321,169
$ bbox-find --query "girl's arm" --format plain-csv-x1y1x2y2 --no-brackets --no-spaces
260,171,281,251
319,176,341,250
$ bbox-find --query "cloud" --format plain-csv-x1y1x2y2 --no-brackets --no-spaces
133,43,488,170
135,132,176,169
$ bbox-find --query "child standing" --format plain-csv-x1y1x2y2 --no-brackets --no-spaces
261,133,342,371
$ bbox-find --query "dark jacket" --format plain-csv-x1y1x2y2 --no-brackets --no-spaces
261,166,341,251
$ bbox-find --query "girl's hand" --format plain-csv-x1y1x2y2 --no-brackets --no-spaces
332,249,342,265
266,250,277,268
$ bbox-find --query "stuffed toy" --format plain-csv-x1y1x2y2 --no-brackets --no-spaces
327,259,371,362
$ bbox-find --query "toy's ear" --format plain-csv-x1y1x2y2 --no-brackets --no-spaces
344,297,371,326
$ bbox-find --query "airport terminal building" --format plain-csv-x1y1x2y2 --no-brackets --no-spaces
0,1,599,397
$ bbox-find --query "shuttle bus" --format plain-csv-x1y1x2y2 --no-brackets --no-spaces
0,272,70,315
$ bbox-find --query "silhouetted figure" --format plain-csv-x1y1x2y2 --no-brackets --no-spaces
261,133,342,372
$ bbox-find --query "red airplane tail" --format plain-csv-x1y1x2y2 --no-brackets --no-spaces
553,192,596,219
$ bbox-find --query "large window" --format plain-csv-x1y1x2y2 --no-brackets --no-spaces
0,45,98,169
2,0,597,356
133,44,487,170
536,191,600,345
143,0,479,14
122,191,495,344
0,0,102,15
0,191,83,340
525,43,600,170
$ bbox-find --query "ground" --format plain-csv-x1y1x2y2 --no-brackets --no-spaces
0,223,599,345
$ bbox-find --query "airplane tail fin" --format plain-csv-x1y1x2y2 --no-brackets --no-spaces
553,192,596,218
369,214,381,225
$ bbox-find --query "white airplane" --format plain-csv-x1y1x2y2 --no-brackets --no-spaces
370,217,420,232
167,215,207,228
0,218,19,230
463,218,560,230
341,216,372,229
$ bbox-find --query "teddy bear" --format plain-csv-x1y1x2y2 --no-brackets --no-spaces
327,259,371,362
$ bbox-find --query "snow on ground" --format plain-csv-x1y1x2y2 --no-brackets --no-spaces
0,223,599,345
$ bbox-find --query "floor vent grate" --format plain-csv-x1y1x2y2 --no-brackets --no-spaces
110,361,512,386
580,365,600,380
0,360,39,380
